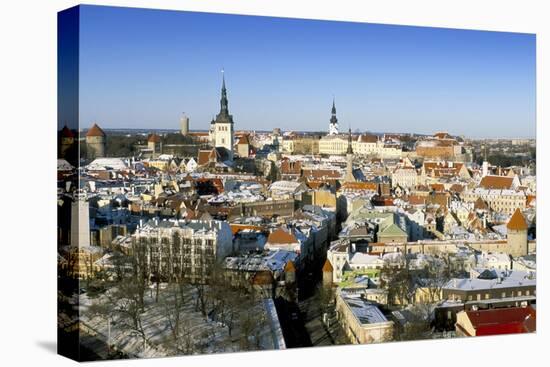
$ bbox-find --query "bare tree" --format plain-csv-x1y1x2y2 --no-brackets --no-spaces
380,261,414,306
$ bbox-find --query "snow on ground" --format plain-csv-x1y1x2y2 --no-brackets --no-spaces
78,284,279,359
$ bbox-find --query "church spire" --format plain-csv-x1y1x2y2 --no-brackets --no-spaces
220,69,229,116
328,97,339,135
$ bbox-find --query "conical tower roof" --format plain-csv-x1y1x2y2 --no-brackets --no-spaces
507,208,528,231
322,259,334,272
86,123,106,137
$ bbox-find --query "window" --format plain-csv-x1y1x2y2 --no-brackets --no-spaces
485,293,490,300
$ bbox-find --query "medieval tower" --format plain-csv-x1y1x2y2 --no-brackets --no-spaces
506,208,529,257
322,259,334,287
59,125,75,158
85,123,106,159
180,113,189,135
344,128,355,182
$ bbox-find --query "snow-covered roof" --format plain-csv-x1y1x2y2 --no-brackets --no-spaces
86,158,128,171
444,270,536,291
341,295,389,325
57,159,74,171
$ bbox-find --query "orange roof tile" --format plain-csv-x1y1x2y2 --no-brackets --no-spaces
479,175,514,190
86,123,106,137
507,208,528,230
230,224,264,236
408,195,426,205
267,228,298,244
430,183,445,192
322,259,334,272
474,197,488,211
237,134,250,145
148,134,161,143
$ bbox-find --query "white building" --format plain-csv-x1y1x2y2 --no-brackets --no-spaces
129,219,233,284
209,73,235,161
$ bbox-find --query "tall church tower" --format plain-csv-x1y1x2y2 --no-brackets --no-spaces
213,71,234,161
345,128,355,182
328,98,339,135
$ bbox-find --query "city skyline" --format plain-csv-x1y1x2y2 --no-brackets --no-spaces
75,5,535,138
57,5,537,362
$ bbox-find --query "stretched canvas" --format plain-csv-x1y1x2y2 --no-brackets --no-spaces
57,4,536,362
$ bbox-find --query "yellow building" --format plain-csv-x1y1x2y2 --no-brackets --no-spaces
319,134,402,158
146,160,170,171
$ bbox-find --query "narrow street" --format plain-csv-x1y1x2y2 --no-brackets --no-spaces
275,291,349,348
299,293,349,346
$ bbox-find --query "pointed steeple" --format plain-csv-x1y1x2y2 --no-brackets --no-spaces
219,69,229,117
328,97,339,135
330,98,338,124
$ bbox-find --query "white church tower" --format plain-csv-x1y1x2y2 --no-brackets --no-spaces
212,70,234,161
328,98,339,135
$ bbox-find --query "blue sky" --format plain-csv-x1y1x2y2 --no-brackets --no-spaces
76,5,536,138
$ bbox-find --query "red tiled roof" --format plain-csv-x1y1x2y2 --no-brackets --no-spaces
465,306,535,336
408,194,426,205
148,134,161,143
322,259,334,272
86,123,106,137
474,197,488,211
197,149,220,166
237,135,250,145
306,180,326,190
60,126,74,138
434,132,450,139
430,183,445,192
280,159,302,175
449,184,465,193
267,228,298,245
230,224,264,236
340,182,378,191
507,208,528,230
479,175,514,190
